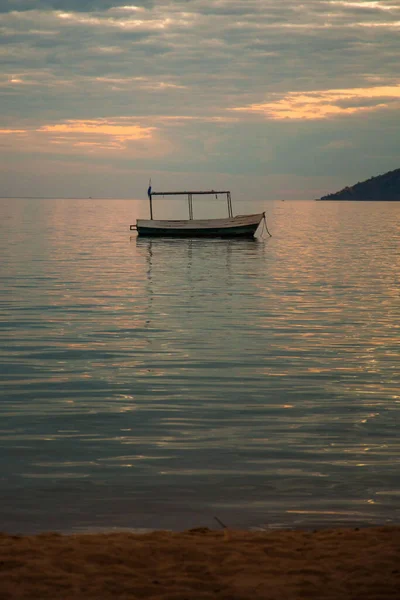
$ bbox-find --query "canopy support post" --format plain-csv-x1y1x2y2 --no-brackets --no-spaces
227,192,233,217
188,193,193,219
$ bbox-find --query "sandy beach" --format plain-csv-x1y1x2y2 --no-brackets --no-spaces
0,526,399,599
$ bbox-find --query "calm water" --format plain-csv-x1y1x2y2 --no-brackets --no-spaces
0,197,399,534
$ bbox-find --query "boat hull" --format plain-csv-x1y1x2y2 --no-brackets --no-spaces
133,214,264,238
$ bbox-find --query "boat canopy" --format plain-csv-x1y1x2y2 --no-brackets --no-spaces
147,189,233,220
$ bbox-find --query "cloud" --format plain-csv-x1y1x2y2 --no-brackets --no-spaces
0,1,131,12
1,1,400,197
233,85,400,120
0,128,26,133
41,118,154,140
0,118,158,156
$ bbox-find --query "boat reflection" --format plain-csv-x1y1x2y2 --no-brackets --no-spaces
135,236,265,272
132,236,270,337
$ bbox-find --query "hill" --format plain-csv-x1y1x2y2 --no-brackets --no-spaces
319,168,400,200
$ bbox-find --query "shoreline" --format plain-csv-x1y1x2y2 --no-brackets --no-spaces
1,526,399,599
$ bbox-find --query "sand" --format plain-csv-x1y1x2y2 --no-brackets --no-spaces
0,526,399,599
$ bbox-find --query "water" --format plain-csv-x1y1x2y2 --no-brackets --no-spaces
0,197,399,533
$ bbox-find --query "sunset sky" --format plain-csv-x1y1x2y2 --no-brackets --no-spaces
1,0,400,200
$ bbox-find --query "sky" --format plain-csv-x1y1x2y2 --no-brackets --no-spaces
1,0,400,200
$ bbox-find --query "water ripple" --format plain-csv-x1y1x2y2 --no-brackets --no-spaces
0,198,399,532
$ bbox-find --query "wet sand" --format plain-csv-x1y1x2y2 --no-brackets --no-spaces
1,526,399,599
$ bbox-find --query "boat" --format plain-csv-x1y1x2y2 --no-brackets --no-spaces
130,187,268,238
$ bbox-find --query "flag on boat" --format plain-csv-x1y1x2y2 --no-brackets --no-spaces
147,185,152,199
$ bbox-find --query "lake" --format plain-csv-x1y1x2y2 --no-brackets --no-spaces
0,197,399,533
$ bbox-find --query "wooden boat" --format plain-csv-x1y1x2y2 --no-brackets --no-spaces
130,188,267,238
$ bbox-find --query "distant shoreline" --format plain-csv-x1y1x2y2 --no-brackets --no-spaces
0,197,136,200
316,198,400,201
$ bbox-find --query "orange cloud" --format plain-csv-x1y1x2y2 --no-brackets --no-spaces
0,118,170,158
0,129,27,134
232,85,400,120
40,120,154,141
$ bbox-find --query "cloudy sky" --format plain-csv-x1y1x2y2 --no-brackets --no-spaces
1,0,400,199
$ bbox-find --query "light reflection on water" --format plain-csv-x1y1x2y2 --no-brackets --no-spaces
0,198,399,533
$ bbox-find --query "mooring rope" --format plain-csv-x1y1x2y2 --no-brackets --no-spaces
262,211,272,237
